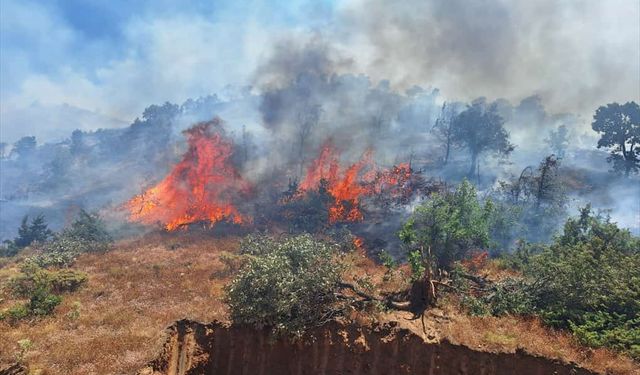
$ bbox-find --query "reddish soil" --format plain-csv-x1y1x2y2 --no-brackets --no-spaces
139,319,598,375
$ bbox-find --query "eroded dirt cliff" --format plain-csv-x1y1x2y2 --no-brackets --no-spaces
138,319,598,375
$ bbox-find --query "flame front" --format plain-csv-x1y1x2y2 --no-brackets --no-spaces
127,121,250,230
300,141,411,223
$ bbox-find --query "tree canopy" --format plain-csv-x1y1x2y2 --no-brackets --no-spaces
451,99,513,177
399,180,493,269
591,101,640,176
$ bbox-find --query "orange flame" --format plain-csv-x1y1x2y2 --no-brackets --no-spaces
299,141,411,223
126,120,250,230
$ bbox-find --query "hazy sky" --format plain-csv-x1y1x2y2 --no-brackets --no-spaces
1,0,638,142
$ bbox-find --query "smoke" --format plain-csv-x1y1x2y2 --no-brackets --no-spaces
1,0,638,243
253,38,441,182
337,0,640,117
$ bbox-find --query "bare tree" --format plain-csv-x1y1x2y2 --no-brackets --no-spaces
296,104,322,176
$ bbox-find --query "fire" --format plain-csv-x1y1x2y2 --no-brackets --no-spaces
126,120,250,230
299,141,411,223
353,236,364,250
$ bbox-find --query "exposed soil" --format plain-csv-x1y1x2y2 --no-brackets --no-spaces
139,319,598,375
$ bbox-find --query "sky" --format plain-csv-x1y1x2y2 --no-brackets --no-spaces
1,0,639,143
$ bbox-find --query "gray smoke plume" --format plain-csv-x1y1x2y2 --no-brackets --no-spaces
337,0,640,118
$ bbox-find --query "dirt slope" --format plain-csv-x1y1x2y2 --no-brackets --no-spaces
139,319,598,375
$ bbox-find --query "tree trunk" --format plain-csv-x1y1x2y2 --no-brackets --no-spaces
444,127,451,165
468,152,478,177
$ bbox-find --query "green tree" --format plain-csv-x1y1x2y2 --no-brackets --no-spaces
451,99,514,177
11,136,37,159
62,210,112,250
399,180,493,270
591,101,640,176
2,215,54,256
546,124,569,159
225,234,344,336
528,206,640,357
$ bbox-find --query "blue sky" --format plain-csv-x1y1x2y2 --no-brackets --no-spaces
1,0,638,143
0,0,337,126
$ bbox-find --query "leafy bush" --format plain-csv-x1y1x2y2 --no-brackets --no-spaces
225,234,344,336
399,180,493,270
478,206,640,358
27,248,78,268
278,180,332,233
0,304,30,323
0,287,62,323
9,262,87,297
525,206,640,357
57,210,112,253
570,312,640,359
27,287,63,316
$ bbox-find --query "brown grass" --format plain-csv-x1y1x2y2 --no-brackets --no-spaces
0,233,638,375
0,232,237,375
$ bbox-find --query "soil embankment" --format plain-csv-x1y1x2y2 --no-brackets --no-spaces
139,319,598,375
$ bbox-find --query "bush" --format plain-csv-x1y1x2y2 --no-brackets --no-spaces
225,234,344,336
28,287,63,316
56,210,112,253
28,248,78,268
0,304,30,323
399,180,493,271
0,287,62,323
570,312,640,359
479,206,640,358
9,262,87,298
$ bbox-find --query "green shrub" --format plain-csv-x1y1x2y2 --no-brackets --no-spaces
225,234,344,336
478,206,640,358
570,312,640,359
8,262,87,297
400,180,493,270
60,210,112,252
28,287,62,316
28,248,78,268
0,287,62,323
0,304,30,323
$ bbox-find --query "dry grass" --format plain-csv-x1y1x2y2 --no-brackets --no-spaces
0,232,238,375
0,233,638,375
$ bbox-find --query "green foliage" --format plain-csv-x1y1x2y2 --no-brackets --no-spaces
12,136,37,159
1,214,53,257
450,98,514,176
378,250,396,271
59,210,112,252
27,248,78,268
22,210,113,266
528,206,640,331
400,180,493,270
591,101,640,176
495,241,544,271
482,206,640,358
15,339,33,364
279,179,332,233
28,287,63,316
546,124,569,159
9,262,87,297
225,234,344,336
0,304,30,323
1,261,84,323
0,287,62,323
407,250,425,282
66,301,82,321
570,312,640,359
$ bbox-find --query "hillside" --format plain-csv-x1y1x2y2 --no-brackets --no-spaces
1,233,637,375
